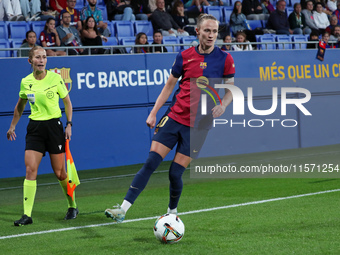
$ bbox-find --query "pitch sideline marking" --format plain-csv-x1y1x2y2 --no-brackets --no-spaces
1,188,339,240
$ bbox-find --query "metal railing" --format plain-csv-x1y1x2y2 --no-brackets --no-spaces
0,41,339,58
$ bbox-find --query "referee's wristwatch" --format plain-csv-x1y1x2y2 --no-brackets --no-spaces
66,121,73,127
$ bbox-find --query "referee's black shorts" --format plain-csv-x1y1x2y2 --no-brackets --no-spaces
25,118,65,156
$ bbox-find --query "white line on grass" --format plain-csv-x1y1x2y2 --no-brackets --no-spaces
1,188,340,240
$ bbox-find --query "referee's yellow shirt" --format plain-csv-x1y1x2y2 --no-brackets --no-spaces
19,71,69,121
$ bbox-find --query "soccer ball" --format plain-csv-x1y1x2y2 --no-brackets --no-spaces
153,214,185,244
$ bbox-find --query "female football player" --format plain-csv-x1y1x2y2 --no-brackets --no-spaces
105,14,235,222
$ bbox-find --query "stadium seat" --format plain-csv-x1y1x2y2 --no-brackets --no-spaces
107,21,116,37
162,37,181,52
115,21,134,38
7,21,30,39
291,34,308,49
275,35,293,49
0,39,11,57
8,38,22,57
289,0,300,7
31,22,46,44
98,6,108,21
120,36,137,53
103,36,118,46
205,6,224,23
256,34,276,50
0,21,9,39
75,0,85,9
223,8,232,24
180,36,198,50
134,21,153,37
247,20,263,30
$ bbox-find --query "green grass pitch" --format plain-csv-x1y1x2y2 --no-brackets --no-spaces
0,144,339,255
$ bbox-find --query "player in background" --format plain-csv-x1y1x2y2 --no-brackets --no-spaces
7,46,78,226
105,14,235,222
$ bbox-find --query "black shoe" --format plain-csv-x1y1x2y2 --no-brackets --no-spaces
64,207,79,220
14,214,33,226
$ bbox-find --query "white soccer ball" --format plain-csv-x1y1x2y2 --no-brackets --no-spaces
153,214,185,244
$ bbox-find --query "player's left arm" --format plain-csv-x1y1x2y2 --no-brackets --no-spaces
62,94,73,140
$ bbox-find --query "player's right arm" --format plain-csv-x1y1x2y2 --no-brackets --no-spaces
7,98,27,141
146,74,178,129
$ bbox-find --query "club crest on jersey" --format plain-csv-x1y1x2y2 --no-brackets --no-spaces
200,62,207,69
49,67,72,92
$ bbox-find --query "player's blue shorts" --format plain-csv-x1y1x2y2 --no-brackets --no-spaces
153,115,208,159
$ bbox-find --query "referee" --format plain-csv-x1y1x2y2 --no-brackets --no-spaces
7,46,78,226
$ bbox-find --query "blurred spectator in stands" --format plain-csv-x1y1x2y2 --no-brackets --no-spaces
230,0,262,43
261,0,274,15
151,0,189,37
321,31,335,47
183,0,210,13
221,34,232,51
171,0,196,35
327,0,338,12
59,0,82,31
313,2,330,34
208,0,228,6
149,0,156,12
50,0,68,14
20,0,41,21
57,12,86,55
133,32,149,53
0,0,24,21
232,31,253,50
288,3,312,34
131,0,152,20
333,1,340,24
315,0,332,15
326,15,338,34
105,0,135,21
330,24,340,40
150,30,168,52
19,30,38,57
40,18,66,56
81,0,111,37
306,30,319,48
242,0,268,20
267,0,293,35
81,16,107,54
302,1,319,33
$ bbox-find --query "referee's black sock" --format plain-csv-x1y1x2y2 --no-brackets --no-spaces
124,151,163,204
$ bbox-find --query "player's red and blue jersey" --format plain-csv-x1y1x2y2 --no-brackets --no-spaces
168,45,235,128
40,30,57,47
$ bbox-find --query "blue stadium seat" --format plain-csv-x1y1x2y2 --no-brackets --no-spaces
0,21,9,39
162,37,181,52
75,0,85,9
103,36,118,46
275,35,292,49
289,0,300,7
107,21,116,37
7,21,30,39
120,36,137,53
98,6,108,21
247,20,263,30
291,34,308,49
180,36,198,50
134,21,153,37
115,21,134,38
223,8,232,24
205,6,224,22
0,39,11,57
31,22,46,44
256,34,276,50
8,38,22,57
